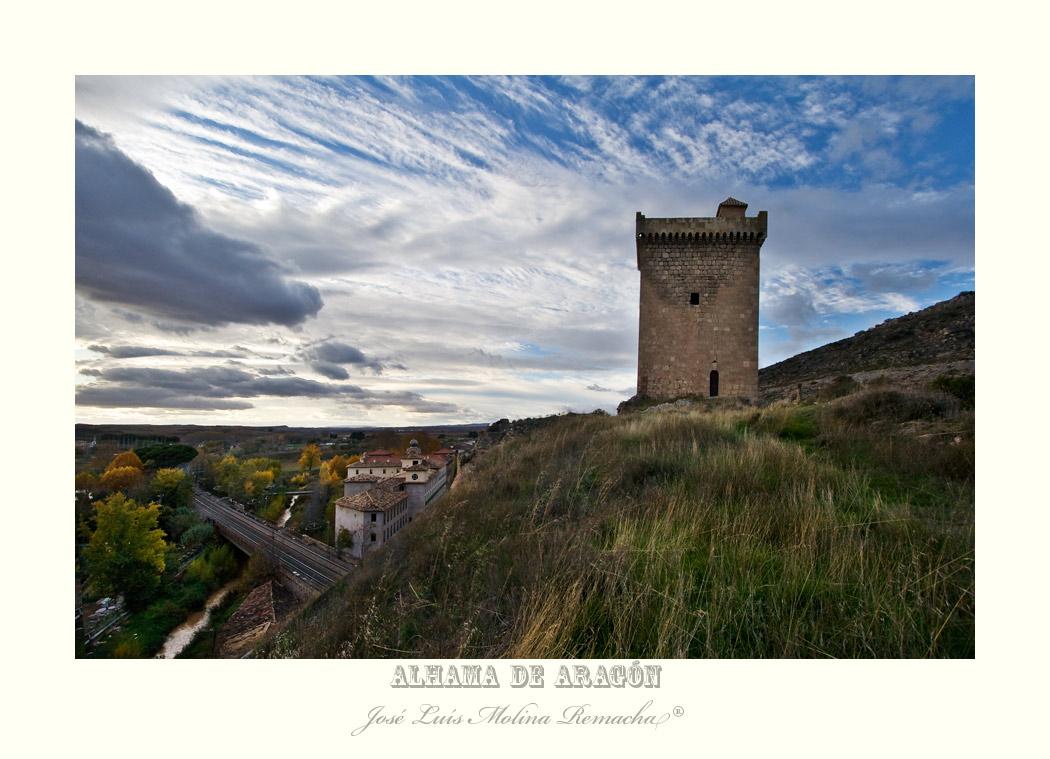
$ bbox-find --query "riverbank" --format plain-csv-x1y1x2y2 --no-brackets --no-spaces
159,579,239,658
84,541,244,658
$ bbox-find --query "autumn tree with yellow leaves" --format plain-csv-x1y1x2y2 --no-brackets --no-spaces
298,443,322,472
319,454,352,489
107,450,144,472
99,465,145,493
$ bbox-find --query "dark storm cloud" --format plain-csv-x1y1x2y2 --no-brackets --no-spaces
76,384,254,410
301,339,386,374
311,361,350,380
89,343,179,358
76,365,462,414
75,120,323,328
89,343,249,359
311,341,368,364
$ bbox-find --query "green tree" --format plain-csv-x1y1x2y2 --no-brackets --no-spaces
84,493,168,607
134,443,198,469
151,468,189,506
75,471,99,492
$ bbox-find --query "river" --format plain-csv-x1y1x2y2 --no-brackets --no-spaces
157,579,238,659
277,494,300,528
160,491,299,658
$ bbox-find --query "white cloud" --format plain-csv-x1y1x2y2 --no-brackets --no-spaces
75,76,974,424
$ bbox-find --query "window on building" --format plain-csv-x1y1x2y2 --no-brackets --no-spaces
690,292,700,305
370,513,376,523
411,473,419,480
370,533,376,542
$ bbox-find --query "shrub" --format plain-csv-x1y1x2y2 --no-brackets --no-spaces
180,522,215,549
185,544,238,590
245,553,276,583
778,413,818,441
259,494,287,523
831,389,954,424
817,375,860,401
931,374,975,407
113,638,143,658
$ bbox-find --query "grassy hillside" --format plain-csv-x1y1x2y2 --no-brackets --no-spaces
265,389,974,658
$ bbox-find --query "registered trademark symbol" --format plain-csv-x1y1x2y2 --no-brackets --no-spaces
673,706,684,717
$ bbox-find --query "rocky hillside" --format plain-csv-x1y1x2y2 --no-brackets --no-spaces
760,291,974,396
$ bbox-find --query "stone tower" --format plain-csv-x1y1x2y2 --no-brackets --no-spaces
635,197,767,400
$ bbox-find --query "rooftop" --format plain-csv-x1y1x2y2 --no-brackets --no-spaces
353,455,401,467
336,477,408,513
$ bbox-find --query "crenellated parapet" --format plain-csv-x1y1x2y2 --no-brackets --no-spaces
636,200,767,268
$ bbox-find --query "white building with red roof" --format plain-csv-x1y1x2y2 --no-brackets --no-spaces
335,439,456,559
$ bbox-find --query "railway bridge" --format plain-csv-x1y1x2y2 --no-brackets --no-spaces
192,487,354,599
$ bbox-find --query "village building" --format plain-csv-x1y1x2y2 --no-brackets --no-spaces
335,440,456,560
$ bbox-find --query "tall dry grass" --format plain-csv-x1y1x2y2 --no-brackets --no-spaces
266,394,974,659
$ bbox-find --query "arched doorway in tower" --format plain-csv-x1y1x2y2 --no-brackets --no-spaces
709,370,719,398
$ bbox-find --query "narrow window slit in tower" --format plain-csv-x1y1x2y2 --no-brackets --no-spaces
689,292,700,306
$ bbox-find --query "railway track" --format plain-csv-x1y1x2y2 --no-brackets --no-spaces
192,487,354,593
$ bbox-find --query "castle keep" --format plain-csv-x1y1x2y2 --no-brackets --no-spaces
635,197,767,400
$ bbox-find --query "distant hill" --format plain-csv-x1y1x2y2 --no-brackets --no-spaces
760,291,974,393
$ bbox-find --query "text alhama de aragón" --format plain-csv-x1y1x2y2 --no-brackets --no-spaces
390,662,662,689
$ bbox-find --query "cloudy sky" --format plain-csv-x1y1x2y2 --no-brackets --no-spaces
75,76,974,427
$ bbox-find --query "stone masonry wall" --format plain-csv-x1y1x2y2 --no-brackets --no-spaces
635,207,765,400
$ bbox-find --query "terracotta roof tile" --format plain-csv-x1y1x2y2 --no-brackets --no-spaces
353,455,401,467
336,478,407,513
